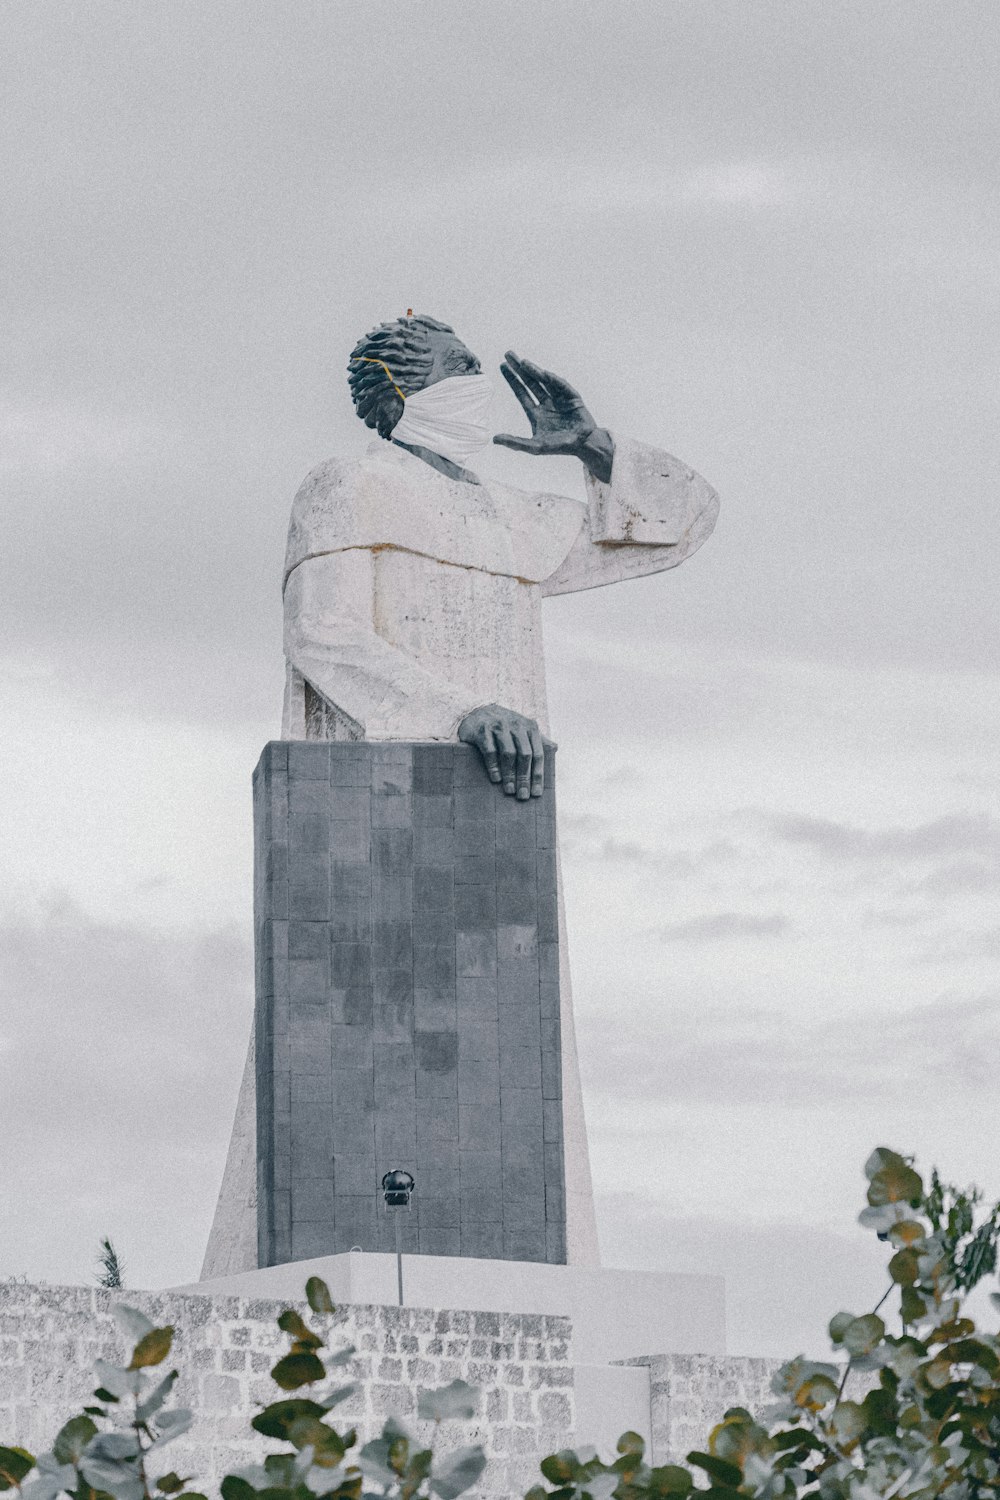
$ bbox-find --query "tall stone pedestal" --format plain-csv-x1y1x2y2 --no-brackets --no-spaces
250,740,566,1266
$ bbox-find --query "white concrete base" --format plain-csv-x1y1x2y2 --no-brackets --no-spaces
176,1250,725,1367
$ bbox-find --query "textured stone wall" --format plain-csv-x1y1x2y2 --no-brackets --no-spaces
632,1353,784,1464
0,1282,573,1499
253,740,566,1268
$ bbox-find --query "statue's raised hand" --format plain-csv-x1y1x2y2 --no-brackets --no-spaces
493,351,614,483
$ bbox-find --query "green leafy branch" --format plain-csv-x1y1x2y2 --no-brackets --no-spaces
4,1150,999,1500
1,1276,485,1500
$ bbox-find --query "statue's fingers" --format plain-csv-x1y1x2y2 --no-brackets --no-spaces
520,356,582,404
500,360,538,413
511,725,533,801
507,353,549,403
495,726,517,796
493,433,543,452
475,721,502,784
527,723,545,797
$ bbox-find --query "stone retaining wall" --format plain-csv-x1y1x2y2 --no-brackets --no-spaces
0,1282,573,1499
633,1352,784,1462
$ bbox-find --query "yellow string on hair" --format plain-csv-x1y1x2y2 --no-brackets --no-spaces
349,355,407,402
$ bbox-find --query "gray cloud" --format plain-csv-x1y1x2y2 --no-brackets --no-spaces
911,861,1000,898
596,1194,888,1360
3,0,1000,1373
768,811,1000,862
2,0,999,736
579,991,1000,1110
0,895,251,1287
655,911,791,943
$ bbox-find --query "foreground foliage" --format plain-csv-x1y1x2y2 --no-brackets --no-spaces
526,1149,1000,1500
0,1273,484,1500
2,1150,998,1500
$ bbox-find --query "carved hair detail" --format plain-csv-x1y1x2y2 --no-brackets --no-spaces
347,314,454,438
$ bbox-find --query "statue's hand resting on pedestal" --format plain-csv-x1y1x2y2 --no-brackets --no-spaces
458,704,547,799
493,351,615,484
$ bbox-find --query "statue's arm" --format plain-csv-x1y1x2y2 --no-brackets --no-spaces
540,433,720,597
283,551,484,739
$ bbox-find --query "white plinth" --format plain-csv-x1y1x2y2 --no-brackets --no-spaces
176,1250,725,1366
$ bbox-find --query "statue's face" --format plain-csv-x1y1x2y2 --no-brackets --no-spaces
421,329,482,390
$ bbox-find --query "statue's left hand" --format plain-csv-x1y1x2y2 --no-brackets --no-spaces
458,703,547,799
493,352,614,483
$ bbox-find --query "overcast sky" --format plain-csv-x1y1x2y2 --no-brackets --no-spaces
2,0,998,1360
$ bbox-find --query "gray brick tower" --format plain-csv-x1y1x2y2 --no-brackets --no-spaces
252,740,566,1266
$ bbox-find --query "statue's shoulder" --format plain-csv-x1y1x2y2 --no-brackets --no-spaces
285,453,367,576
284,446,587,584
289,453,361,522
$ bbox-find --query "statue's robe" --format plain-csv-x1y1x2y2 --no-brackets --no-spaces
277,434,719,1267
282,435,719,741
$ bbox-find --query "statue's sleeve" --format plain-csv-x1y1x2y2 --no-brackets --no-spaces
283,550,484,740
539,433,719,597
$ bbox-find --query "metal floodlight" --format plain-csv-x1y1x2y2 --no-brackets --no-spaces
382,1168,415,1209
381,1169,415,1306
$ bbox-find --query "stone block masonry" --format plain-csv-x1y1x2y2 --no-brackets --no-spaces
630,1353,785,1463
0,1281,573,1499
254,741,566,1268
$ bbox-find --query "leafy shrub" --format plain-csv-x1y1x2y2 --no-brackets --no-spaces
0,1274,485,1500
2,1150,999,1500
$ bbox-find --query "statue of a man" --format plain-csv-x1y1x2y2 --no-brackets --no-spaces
282,314,719,790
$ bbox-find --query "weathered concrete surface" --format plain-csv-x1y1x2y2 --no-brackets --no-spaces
179,1251,727,1366
0,1280,573,1499
280,433,719,743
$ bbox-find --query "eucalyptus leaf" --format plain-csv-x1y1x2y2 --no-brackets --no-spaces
828,1312,855,1345
220,1477,259,1500
137,1369,179,1421
867,1157,923,1208
77,1454,144,1500
356,1439,397,1488
252,1399,328,1440
0,1448,35,1493
646,1464,693,1495
85,1435,141,1463
93,1360,141,1398
277,1309,323,1349
858,1204,905,1233
584,1476,619,1500
889,1247,920,1285
111,1304,154,1346
20,1463,77,1500
129,1326,174,1369
827,1402,866,1446
305,1277,335,1316
428,1445,487,1500
417,1379,478,1422
149,1411,194,1450
687,1451,743,1487
155,1474,188,1494
52,1418,98,1466
540,1452,580,1483
841,1314,885,1357
272,1351,326,1390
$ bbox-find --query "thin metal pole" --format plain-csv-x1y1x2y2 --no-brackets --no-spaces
394,1210,404,1306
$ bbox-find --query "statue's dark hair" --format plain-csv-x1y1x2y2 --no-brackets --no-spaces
347,314,455,438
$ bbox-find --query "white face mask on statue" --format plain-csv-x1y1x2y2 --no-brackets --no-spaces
391,373,493,470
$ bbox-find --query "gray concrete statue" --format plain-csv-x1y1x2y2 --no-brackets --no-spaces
202,314,720,1278
281,315,719,798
